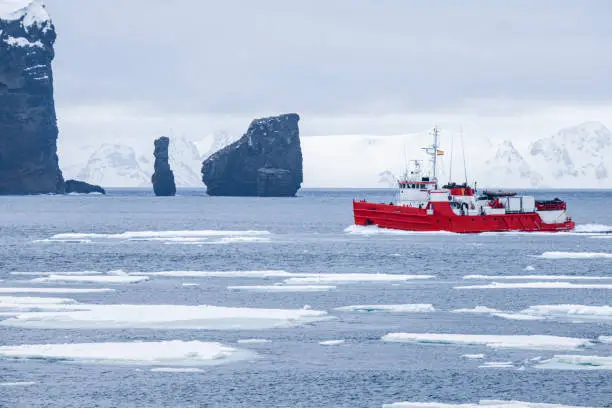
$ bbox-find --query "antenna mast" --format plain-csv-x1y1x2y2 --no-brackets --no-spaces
432,126,440,187
460,126,468,184
448,130,454,183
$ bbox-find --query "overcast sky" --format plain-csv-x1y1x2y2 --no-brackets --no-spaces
44,0,612,148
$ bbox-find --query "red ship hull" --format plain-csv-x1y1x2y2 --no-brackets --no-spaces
353,200,575,233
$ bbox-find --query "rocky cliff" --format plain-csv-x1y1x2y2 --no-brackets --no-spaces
0,0,64,194
65,179,105,194
152,136,176,196
202,113,303,196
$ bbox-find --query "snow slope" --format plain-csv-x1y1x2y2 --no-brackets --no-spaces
59,122,612,188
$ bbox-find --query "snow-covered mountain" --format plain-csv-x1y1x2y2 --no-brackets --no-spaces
529,121,611,186
477,141,543,188
59,122,612,189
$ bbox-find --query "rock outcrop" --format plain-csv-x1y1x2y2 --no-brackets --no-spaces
202,113,303,196
151,136,176,196
0,0,65,194
64,179,105,194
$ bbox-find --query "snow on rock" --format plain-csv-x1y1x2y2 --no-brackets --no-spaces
3,35,43,47
536,355,612,370
538,252,612,259
455,282,612,290
479,140,543,187
228,285,336,292
31,274,149,284
0,287,114,294
0,303,333,330
382,400,593,408
284,273,434,285
381,333,591,350
0,340,253,366
335,304,435,313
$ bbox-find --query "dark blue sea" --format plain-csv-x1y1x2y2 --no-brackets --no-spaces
0,189,611,408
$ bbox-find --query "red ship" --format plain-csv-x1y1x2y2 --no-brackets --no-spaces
352,127,575,233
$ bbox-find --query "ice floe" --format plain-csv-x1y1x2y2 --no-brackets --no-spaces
228,285,336,292
181,283,199,287
335,304,435,313
463,275,612,281
0,287,114,294
599,336,612,344
381,333,591,350
237,339,271,344
0,296,82,313
461,354,485,359
452,306,502,314
538,251,612,259
383,401,594,408
536,355,612,370
455,282,612,289
452,304,611,322
11,271,103,276
319,340,345,346
31,274,149,284
574,223,612,234
525,265,536,271
134,270,296,278
284,273,434,285
0,340,253,366
0,381,36,387
0,303,333,330
150,367,204,373
478,361,514,369
42,230,272,245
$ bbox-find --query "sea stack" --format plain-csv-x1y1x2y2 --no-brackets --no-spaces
0,0,65,194
202,113,303,197
64,179,105,195
152,136,176,196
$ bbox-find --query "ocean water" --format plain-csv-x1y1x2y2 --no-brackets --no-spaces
0,188,610,408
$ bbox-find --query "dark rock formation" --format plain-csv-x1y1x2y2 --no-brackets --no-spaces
151,136,176,196
65,179,105,194
0,1,65,194
202,113,302,196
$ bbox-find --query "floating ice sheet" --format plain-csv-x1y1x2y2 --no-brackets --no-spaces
335,304,435,313
455,282,612,289
319,340,345,346
461,354,485,359
237,339,270,344
0,303,333,330
538,252,612,259
0,381,36,387
383,401,594,408
536,355,612,370
228,285,336,292
463,275,612,281
453,304,612,323
478,361,514,369
11,271,103,276
0,340,253,366
31,274,149,284
0,296,83,313
345,225,455,235
381,333,591,350
284,273,434,285
134,270,297,278
150,367,204,373
0,288,114,294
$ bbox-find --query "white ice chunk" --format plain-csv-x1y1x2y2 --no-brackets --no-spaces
574,223,612,233
345,225,456,235
228,285,335,292
478,361,514,368
524,265,535,271
451,306,502,314
538,251,612,259
0,287,114,294
382,400,593,408
50,230,271,240
0,304,333,330
284,273,434,285
237,339,271,344
0,340,253,366
335,304,435,313
455,282,612,289
133,270,297,278
319,340,345,346
150,367,203,373
0,296,81,312
513,305,612,322
11,271,103,276
461,354,485,359
381,333,591,350
181,283,199,287
463,275,612,281
31,274,149,284
599,336,612,344
0,381,36,387
536,355,612,370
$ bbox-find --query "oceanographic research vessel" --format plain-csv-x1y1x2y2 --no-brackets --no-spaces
352,127,575,233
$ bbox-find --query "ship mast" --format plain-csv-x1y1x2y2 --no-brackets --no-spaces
432,126,439,186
